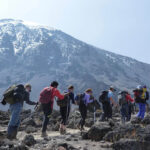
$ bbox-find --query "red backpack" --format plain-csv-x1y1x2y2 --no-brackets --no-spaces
39,87,54,104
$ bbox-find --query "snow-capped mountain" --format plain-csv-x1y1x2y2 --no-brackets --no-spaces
0,19,150,109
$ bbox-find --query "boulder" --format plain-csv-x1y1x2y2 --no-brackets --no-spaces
103,124,137,142
131,117,141,124
22,135,36,146
25,126,37,134
142,115,150,125
88,122,112,141
81,132,89,140
112,138,150,150
22,118,37,127
13,144,29,150
85,118,94,127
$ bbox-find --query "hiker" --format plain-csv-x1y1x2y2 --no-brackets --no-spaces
75,88,94,131
99,86,117,121
39,81,67,137
59,85,75,134
134,85,149,120
118,91,134,124
1,84,37,140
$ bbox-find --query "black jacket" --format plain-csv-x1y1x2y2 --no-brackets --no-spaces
13,85,36,105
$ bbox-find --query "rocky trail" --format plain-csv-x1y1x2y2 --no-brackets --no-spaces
1,109,150,150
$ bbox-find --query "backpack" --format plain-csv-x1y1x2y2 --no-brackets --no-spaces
39,87,53,104
57,95,69,107
75,93,85,105
145,91,149,101
133,89,144,103
3,84,24,104
87,100,101,112
118,91,128,106
99,91,109,104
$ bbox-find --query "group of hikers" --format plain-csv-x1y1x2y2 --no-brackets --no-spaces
0,81,149,140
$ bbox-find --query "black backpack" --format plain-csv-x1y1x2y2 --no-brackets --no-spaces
87,100,101,112
118,91,128,106
146,91,149,101
3,84,25,104
99,91,109,104
75,93,85,105
57,95,69,107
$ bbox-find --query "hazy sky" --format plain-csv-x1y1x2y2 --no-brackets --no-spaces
0,0,149,63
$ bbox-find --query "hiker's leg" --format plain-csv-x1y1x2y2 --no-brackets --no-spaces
120,105,125,124
8,102,22,138
42,103,52,133
81,105,87,128
127,104,131,121
67,105,70,122
137,103,142,118
60,106,67,125
79,104,84,126
108,103,112,119
102,103,107,120
141,103,146,119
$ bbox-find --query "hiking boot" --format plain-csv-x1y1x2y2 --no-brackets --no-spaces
41,132,48,137
77,124,81,130
59,128,64,135
81,127,85,131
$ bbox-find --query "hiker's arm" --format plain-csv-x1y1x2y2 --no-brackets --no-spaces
55,89,64,100
87,95,94,103
70,93,75,104
25,92,37,105
110,97,116,106
1,98,6,105
127,94,134,103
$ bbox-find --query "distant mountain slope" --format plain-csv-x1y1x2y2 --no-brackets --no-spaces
0,19,150,110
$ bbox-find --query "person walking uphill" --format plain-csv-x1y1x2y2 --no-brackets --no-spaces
75,88,94,131
99,86,117,121
1,84,37,140
59,85,75,134
118,91,134,124
39,81,66,137
134,85,149,120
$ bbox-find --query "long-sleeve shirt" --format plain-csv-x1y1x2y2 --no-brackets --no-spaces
24,91,37,105
50,86,64,109
83,93,94,106
126,94,134,103
13,86,36,106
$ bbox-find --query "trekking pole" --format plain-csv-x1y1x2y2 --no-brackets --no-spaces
94,105,96,123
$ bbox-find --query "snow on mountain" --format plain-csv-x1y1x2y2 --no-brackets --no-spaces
0,19,150,110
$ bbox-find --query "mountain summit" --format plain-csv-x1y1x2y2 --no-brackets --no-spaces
0,19,150,102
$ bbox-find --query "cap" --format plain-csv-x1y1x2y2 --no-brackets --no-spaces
85,88,93,93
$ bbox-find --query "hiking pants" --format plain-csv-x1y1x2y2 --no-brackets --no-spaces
137,103,146,119
79,104,87,128
60,105,70,125
8,102,23,136
102,102,112,120
42,102,52,132
120,103,129,123
127,104,132,121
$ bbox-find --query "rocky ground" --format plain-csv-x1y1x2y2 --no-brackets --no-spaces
0,108,150,150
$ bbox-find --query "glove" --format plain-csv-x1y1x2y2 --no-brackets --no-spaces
1,99,6,105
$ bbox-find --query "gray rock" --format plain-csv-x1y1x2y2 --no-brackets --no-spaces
88,123,112,141
113,138,150,150
25,126,37,134
22,135,36,146
22,118,36,127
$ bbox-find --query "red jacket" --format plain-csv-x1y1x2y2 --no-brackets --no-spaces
126,94,134,103
39,86,64,109
50,86,64,109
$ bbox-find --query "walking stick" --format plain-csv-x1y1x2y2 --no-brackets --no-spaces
94,105,96,123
